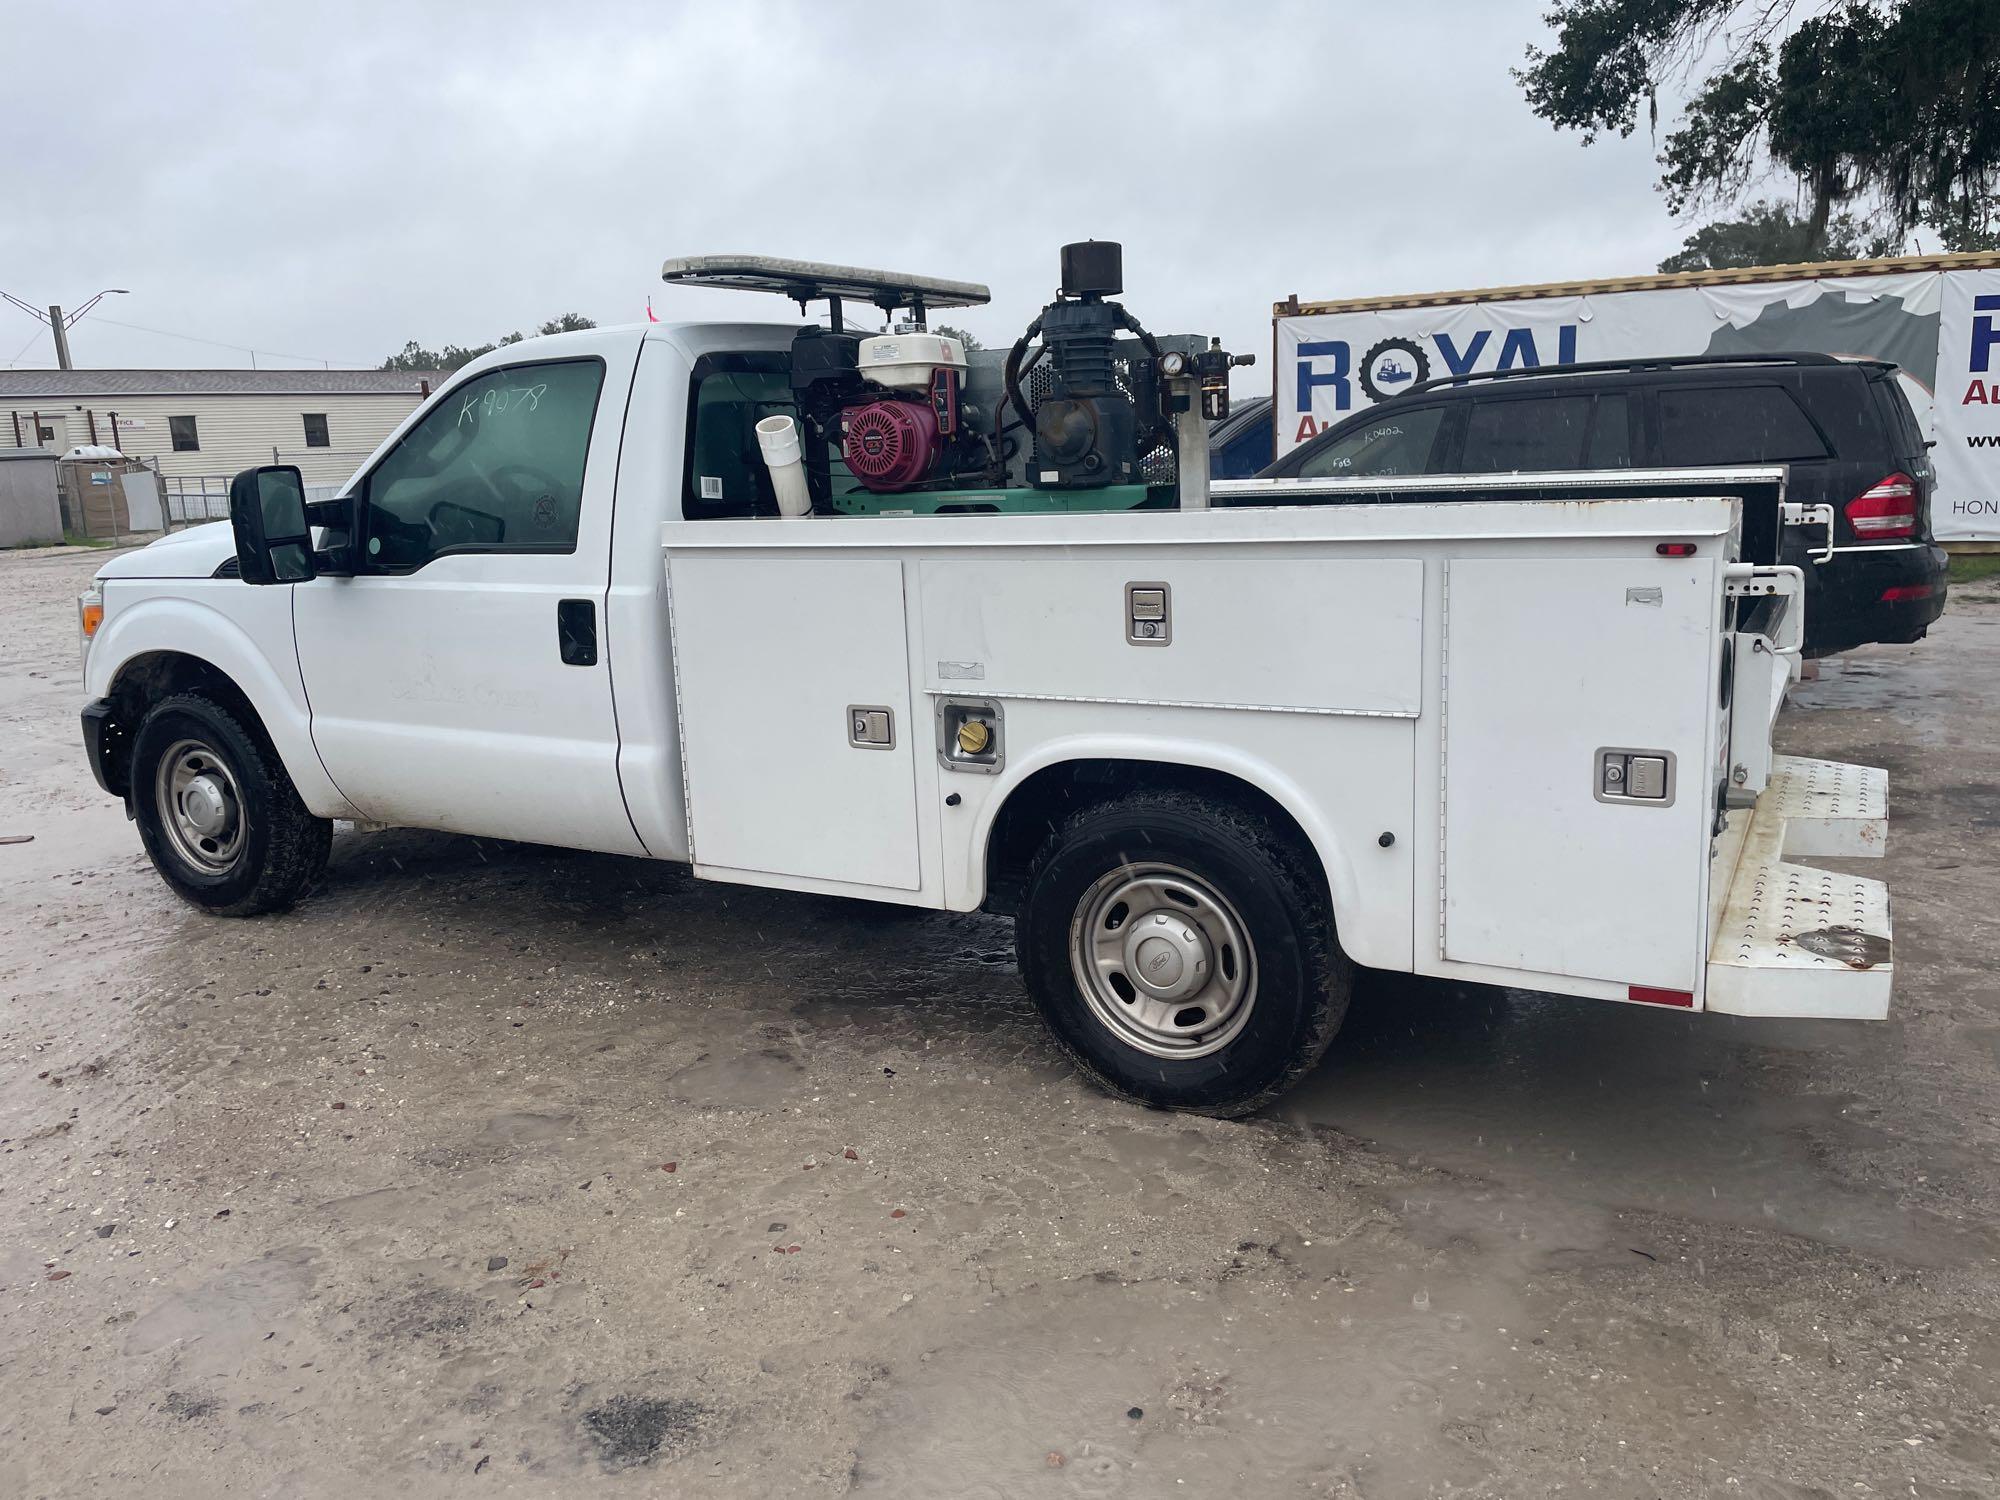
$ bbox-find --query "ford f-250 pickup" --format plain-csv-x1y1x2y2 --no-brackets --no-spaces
76,246,1894,1115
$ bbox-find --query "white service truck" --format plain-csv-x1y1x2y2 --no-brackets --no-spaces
77,246,1895,1115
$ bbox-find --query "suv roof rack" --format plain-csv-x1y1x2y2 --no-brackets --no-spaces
1395,350,1890,400
659,254,990,331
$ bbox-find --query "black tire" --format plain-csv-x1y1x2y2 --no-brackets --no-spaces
1015,789,1351,1117
130,692,332,916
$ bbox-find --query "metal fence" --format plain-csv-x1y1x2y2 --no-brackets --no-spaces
162,472,347,525
163,474,232,524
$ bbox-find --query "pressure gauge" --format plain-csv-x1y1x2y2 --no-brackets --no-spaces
1160,351,1189,378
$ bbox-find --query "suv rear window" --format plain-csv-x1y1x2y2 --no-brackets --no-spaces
1459,395,1593,472
1868,373,1928,463
1657,385,1829,465
1296,405,1446,479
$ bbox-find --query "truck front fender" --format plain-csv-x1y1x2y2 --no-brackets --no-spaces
85,587,357,819
967,729,1410,972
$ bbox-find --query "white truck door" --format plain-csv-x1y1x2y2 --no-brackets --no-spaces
289,348,646,855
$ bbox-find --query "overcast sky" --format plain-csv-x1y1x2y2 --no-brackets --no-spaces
2,1,1693,392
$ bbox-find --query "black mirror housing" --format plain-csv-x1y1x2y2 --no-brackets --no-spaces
229,466,316,584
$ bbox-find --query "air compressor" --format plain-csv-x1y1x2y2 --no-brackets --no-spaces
660,243,1253,514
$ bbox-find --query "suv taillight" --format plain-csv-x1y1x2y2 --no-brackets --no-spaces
1846,473,1917,539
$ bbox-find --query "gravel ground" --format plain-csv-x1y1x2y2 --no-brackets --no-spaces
2,543,1997,1499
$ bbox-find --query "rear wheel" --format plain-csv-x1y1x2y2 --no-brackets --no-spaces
130,693,331,916
1016,789,1351,1116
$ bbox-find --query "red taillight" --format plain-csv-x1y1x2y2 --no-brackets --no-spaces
1656,542,1697,557
1879,583,1934,603
1846,473,1917,539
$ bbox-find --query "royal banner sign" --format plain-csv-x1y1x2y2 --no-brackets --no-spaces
1276,263,2000,541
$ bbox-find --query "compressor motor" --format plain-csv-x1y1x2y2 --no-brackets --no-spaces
1007,240,1155,489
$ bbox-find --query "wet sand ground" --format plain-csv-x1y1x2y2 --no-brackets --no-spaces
3,544,1998,1498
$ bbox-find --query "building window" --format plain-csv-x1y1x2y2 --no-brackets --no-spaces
302,413,330,448
169,415,200,452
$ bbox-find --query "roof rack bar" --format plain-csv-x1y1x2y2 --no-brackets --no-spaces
1391,350,1885,400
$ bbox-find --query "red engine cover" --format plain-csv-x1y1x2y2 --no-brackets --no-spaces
842,398,939,491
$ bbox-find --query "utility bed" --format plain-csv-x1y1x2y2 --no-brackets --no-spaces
658,486,1893,1019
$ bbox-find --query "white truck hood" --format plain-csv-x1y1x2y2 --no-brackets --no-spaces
96,521,238,580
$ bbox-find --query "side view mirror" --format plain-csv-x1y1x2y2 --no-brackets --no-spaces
229,465,315,584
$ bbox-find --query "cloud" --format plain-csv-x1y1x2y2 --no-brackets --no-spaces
1,0,1678,389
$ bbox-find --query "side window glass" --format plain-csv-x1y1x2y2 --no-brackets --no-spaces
1295,406,1445,480
362,359,605,572
683,356,797,519
680,352,865,518
1657,385,1829,465
1585,393,1634,468
1458,395,1591,473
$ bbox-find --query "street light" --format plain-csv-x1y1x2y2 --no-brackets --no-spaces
0,287,130,370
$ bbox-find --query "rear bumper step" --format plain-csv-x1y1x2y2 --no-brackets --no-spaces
1705,756,1891,1019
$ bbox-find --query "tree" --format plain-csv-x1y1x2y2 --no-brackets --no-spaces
380,313,596,371
1520,0,2000,248
933,324,983,351
1657,199,1902,271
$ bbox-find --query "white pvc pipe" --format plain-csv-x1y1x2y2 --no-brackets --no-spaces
755,414,813,518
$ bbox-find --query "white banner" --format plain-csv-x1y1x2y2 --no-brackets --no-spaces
1276,267,2000,539
1934,269,2000,537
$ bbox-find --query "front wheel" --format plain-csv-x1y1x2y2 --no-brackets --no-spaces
130,692,331,916
1016,790,1351,1117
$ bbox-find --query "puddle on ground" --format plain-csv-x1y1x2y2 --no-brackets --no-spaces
665,1048,805,1109
850,1274,1512,1497
122,1245,320,1378
1280,973,1980,1265
477,1110,579,1144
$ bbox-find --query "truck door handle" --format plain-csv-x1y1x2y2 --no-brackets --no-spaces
557,599,597,666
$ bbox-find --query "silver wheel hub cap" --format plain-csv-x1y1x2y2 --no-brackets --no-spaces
1069,862,1257,1060
1128,913,1207,1001
181,774,231,838
155,739,247,874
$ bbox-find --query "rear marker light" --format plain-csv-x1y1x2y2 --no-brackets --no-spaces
1656,543,1697,557
1628,985,1694,1008
1879,584,1934,603
1846,473,1917,540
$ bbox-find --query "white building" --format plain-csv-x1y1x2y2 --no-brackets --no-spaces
0,368,439,488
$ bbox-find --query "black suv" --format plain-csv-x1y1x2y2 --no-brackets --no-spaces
1259,354,1946,656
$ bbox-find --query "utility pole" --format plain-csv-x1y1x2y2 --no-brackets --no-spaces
49,306,72,370
0,288,127,369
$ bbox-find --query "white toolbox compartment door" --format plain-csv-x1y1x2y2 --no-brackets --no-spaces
1441,555,1717,991
668,554,922,891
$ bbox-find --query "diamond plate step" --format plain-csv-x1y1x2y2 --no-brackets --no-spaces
1764,754,1887,858
1706,759,1891,1019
